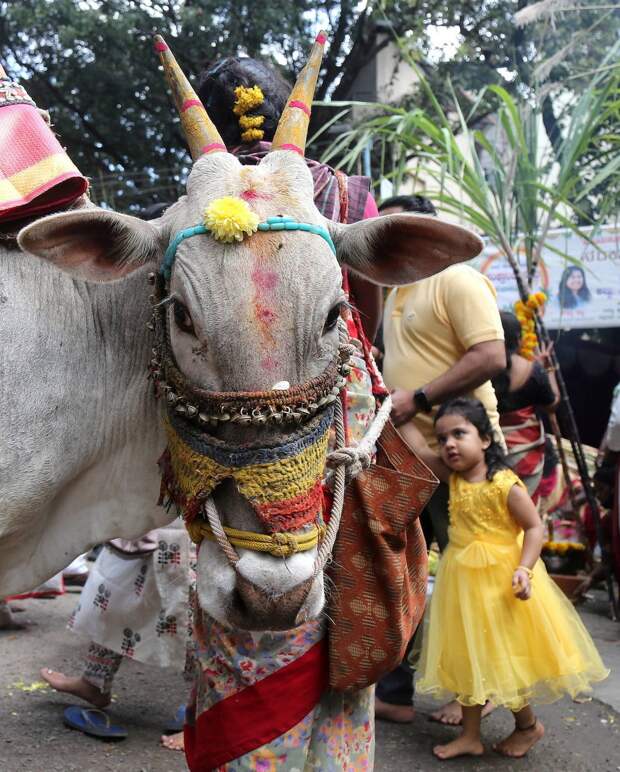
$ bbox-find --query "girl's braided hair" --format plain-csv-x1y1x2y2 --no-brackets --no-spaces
435,397,508,481
198,57,291,148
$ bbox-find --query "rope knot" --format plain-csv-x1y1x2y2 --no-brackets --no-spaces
326,446,371,482
270,532,298,557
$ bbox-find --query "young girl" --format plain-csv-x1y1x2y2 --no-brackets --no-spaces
401,397,608,761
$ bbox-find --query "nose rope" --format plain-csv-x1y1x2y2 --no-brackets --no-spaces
204,496,240,565
188,518,325,558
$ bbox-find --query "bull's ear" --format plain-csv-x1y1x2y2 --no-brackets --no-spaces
328,213,483,286
18,207,165,282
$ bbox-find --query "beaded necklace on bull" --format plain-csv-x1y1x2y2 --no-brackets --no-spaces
148,33,391,574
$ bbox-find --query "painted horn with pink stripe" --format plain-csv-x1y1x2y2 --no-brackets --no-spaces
270,31,327,157
154,34,226,160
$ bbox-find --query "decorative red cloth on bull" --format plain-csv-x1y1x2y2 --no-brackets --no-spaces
184,606,328,771
0,70,88,223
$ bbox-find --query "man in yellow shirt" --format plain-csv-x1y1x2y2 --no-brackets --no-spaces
381,200,506,540
377,194,505,726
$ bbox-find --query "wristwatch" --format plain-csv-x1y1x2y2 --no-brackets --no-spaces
413,388,433,414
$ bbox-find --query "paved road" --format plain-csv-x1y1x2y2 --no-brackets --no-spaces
1,589,618,771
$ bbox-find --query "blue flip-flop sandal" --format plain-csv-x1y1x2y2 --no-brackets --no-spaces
63,706,128,740
163,704,186,734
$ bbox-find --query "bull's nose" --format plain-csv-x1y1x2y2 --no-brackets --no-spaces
230,572,314,631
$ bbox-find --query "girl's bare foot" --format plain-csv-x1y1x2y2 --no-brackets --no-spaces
433,735,484,760
430,700,495,725
40,668,111,709
494,719,544,758
161,731,184,751
430,700,462,725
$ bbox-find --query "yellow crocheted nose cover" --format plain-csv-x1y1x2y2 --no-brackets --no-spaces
159,405,335,534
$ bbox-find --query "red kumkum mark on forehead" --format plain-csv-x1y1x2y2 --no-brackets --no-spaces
253,301,278,348
261,355,279,372
256,305,277,325
241,189,273,202
251,266,279,292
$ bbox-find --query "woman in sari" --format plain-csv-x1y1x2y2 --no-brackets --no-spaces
493,311,559,496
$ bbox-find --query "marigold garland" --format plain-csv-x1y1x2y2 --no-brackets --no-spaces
204,196,259,243
513,291,547,360
233,85,265,142
542,540,586,555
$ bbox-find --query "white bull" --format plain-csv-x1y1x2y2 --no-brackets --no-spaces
0,32,482,770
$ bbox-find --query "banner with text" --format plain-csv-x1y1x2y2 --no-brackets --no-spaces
470,225,620,329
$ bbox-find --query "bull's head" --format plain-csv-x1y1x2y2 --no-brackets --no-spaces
19,34,482,630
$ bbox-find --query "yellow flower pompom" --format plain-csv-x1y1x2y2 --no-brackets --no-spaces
240,128,265,142
233,85,265,116
204,196,260,243
239,115,265,130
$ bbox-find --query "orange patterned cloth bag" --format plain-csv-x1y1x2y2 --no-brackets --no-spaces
327,419,437,691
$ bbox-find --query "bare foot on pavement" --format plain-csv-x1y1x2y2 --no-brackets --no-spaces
161,731,185,751
494,719,544,758
430,699,495,725
40,668,111,708
374,696,415,723
433,734,484,760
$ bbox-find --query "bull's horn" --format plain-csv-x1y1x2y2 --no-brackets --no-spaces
271,31,327,156
154,34,226,160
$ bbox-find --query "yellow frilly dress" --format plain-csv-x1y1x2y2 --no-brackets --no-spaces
416,469,608,711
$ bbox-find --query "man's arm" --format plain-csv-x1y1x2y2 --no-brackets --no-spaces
391,339,505,426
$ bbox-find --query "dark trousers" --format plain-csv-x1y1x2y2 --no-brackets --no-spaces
375,483,449,705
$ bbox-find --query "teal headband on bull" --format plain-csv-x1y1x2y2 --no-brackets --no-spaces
160,195,336,280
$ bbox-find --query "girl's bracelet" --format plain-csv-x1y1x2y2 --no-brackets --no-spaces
516,565,534,579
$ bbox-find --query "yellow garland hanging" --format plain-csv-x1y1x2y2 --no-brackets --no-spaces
239,114,266,143
233,85,266,142
514,292,547,360
204,196,260,243
233,85,265,115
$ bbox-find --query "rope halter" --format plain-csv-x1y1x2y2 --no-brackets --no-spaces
160,206,336,281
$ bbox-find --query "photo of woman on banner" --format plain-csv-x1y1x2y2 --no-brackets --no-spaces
557,266,591,310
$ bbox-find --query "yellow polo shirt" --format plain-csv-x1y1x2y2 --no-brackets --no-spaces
383,264,504,450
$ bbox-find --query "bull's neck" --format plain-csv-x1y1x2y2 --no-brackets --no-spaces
3,251,162,461
74,265,163,451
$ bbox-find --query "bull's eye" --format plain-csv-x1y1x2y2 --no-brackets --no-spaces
173,299,195,335
323,303,342,334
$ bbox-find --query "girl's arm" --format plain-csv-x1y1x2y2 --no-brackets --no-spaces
398,421,451,483
507,483,545,600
